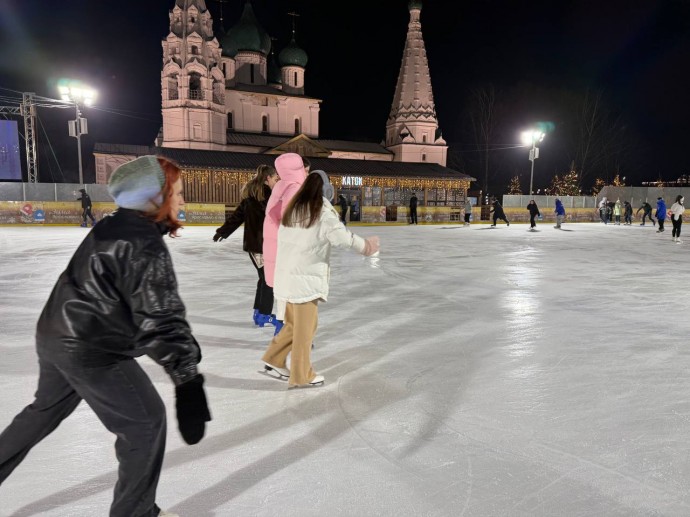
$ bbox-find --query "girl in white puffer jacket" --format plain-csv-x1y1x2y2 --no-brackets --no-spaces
669,195,685,243
261,170,380,388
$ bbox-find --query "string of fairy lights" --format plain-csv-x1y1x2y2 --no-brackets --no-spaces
181,168,471,203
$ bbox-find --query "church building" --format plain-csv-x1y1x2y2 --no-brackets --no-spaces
94,0,474,223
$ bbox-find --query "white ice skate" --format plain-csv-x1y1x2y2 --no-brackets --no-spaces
260,362,290,381
288,375,325,389
677,239,683,244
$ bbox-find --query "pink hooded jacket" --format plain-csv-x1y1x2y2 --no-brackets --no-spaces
263,153,307,287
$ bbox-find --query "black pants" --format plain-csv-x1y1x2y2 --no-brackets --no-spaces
529,214,537,228
410,207,418,224
250,253,274,315
625,214,632,224
464,213,471,224
658,219,665,231
0,357,166,517
642,212,655,225
672,216,683,237
493,214,509,225
340,209,347,225
82,207,96,224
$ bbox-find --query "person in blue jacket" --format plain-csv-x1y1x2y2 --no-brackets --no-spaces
655,197,667,233
554,197,566,228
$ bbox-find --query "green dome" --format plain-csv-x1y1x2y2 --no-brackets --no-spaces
409,0,423,11
279,37,308,68
221,2,271,58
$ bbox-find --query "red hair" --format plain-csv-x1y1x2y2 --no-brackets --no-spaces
150,156,183,236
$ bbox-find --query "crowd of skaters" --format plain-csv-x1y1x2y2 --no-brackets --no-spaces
597,195,686,243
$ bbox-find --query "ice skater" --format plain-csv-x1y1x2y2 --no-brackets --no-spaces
637,201,655,226
613,199,622,225
77,188,97,227
214,164,280,326
554,197,566,228
655,197,667,233
0,156,211,517
624,201,633,225
261,171,380,388
409,192,419,224
490,197,510,227
338,194,348,225
464,198,472,226
527,199,541,230
670,195,685,243
263,153,308,334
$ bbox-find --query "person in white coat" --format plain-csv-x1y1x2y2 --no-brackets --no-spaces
261,170,380,388
669,195,685,243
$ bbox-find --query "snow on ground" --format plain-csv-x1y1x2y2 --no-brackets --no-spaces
1,221,690,516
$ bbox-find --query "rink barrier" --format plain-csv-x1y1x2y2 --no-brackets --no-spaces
0,201,225,225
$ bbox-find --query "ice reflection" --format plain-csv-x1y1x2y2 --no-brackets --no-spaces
501,247,542,363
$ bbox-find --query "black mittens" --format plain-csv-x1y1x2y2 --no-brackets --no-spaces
175,374,211,445
213,233,225,242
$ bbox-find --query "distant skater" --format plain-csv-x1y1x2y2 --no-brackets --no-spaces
655,197,667,233
670,195,685,244
490,198,510,227
554,197,566,228
464,199,472,226
637,201,655,226
77,188,97,227
624,201,633,225
527,200,541,230
409,192,419,224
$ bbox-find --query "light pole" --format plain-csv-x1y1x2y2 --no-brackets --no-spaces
521,130,545,196
59,84,96,185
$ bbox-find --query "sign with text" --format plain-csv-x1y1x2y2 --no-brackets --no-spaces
341,176,363,187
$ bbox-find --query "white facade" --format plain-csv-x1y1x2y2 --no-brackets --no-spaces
159,0,320,151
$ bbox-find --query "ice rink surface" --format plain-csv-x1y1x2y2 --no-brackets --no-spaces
2,221,690,516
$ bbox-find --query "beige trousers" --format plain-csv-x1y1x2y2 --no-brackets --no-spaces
262,300,318,386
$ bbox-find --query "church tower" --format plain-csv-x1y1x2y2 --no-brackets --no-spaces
385,0,447,166
161,0,227,149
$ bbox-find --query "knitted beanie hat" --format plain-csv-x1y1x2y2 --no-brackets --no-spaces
108,155,166,211
310,169,334,201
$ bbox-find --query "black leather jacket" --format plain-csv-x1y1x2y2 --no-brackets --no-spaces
36,208,199,385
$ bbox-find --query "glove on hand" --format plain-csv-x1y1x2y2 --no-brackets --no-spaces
213,233,225,242
175,374,211,445
363,236,380,256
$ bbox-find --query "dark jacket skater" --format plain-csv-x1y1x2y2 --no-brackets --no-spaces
527,200,541,229
0,156,210,517
624,201,633,225
77,188,96,226
338,194,348,225
214,165,279,322
490,199,510,226
636,202,655,226
409,193,419,224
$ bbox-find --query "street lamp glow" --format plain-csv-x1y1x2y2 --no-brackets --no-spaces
521,128,546,196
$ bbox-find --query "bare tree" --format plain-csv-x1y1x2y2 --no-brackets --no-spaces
468,85,498,193
573,90,631,187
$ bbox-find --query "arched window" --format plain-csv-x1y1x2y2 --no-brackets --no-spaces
227,112,233,130
189,72,201,99
250,64,255,83
294,72,298,85
262,115,268,133
422,134,427,143
422,153,427,162
193,123,202,140
191,45,199,55
294,118,300,135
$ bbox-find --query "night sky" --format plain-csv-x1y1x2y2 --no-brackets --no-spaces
2,0,690,193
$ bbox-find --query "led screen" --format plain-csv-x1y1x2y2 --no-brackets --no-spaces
0,120,21,181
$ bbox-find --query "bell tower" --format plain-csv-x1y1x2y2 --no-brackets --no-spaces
160,0,227,149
